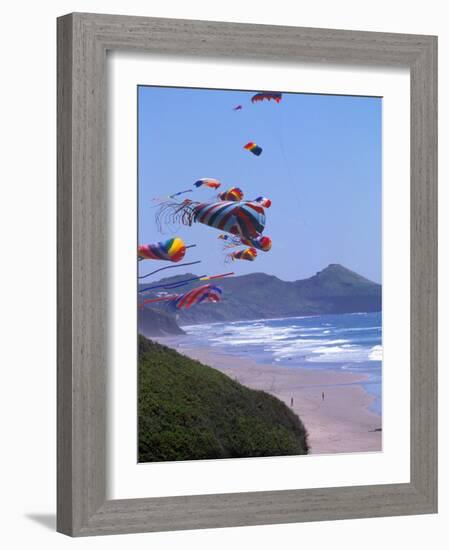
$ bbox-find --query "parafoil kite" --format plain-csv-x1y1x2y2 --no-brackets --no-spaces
193,201,265,237
242,235,272,251
141,283,223,310
219,233,272,252
156,200,266,239
254,196,272,208
138,237,186,262
226,247,258,262
218,187,244,202
251,92,282,104
244,142,263,156
193,178,221,189
174,283,223,309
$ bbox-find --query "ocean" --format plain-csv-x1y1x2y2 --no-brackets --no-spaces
180,312,382,415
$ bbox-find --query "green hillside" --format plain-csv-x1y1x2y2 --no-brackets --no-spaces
139,336,309,462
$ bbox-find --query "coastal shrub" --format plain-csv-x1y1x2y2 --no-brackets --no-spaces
139,335,309,462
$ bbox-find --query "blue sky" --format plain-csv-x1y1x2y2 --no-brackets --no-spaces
138,86,382,283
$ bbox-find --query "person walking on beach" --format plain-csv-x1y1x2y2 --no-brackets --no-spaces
290,396,294,407
322,391,325,401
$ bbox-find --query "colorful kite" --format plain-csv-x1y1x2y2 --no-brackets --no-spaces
140,283,223,310
226,247,258,262
138,237,187,263
156,200,266,239
242,235,272,251
218,233,272,252
244,142,263,156
218,187,244,202
254,196,272,208
193,200,265,237
193,178,221,189
174,283,223,309
251,92,282,104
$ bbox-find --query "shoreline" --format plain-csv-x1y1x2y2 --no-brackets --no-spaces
154,336,382,455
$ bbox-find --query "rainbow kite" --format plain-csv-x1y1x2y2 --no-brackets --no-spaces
138,237,187,263
218,187,244,202
244,142,263,156
226,247,258,262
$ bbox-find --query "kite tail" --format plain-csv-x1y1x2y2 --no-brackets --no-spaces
138,260,202,280
155,201,197,233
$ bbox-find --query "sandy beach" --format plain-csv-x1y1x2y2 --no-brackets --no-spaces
155,337,382,454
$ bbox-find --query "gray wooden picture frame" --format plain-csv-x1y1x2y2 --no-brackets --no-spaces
57,12,438,537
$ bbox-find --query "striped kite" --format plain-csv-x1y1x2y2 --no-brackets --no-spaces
156,200,266,239
193,201,265,237
174,283,223,309
140,283,223,310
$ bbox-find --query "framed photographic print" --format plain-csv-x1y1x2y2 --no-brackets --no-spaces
57,13,437,536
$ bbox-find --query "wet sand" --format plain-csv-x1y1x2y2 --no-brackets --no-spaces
154,337,382,454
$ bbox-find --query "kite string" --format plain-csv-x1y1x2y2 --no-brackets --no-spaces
139,271,235,294
139,271,235,296
138,260,201,280
139,274,207,295
277,105,308,227
256,100,307,227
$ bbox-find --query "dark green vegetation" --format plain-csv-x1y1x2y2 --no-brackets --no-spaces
139,336,309,462
138,263,381,328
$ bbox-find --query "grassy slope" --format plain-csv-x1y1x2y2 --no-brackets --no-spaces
139,336,309,462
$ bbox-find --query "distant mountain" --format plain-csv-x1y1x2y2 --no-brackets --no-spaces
293,264,382,314
138,264,381,327
138,307,185,337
